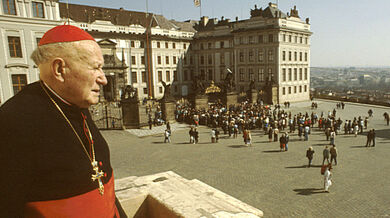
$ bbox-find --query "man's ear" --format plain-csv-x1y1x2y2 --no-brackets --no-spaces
51,58,66,82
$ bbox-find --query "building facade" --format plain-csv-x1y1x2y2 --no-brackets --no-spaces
0,1,311,104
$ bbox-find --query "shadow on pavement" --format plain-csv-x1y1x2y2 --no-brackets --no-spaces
262,150,281,153
350,145,368,148
257,140,272,144
228,145,248,148
375,129,390,140
293,188,325,196
286,164,322,169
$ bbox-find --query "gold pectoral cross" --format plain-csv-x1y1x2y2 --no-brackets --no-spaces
91,161,105,195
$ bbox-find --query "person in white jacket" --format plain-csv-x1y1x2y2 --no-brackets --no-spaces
324,165,333,192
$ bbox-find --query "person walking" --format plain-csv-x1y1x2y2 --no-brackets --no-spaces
279,134,286,151
285,132,290,151
366,129,372,147
164,129,171,143
268,127,273,142
194,128,199,144
330,128,336,145
211,128,216,143
372,129,376,147
306,147,315,167
330,144,338,165
324,164,333,193
189,127,194,144
273,127,279,142
322,146,330,165
247,130,252,146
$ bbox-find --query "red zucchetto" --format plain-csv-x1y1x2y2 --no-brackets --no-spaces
38,25,95,46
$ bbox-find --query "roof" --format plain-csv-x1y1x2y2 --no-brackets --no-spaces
59,3,195,32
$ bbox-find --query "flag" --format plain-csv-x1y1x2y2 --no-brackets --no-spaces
194,0,200,7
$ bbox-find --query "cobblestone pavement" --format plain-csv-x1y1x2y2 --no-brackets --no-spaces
102,99,390,218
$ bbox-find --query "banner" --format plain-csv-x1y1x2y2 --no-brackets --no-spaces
194,0,200,7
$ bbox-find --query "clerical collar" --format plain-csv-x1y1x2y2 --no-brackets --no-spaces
42,81,72,106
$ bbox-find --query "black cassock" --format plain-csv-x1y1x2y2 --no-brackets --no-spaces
0,82,126,217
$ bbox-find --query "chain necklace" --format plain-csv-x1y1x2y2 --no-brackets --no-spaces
40,81,105,195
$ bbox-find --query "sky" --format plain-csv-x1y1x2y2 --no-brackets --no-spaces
66,0,390,68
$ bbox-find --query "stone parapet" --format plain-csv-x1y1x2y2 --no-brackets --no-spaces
115,171,264,217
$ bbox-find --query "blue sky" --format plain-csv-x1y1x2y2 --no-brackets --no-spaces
66,0,390,67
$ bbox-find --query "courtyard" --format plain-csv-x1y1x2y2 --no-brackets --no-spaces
103,99,390,217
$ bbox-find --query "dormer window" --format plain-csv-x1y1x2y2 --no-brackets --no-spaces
3,0,17,15
32,2,44,18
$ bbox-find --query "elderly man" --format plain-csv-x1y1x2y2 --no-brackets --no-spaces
0,25,126,217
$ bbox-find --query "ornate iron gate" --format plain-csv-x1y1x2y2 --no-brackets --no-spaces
90,102,123,130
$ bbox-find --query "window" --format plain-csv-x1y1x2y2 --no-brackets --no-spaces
143,88,148,94
282,87,286,95
8,36,22,58
220,69,224,81
299,85,302,93
289,35,292,42
141,56,145,65
258,68,264,82
300,52,302,61
258,50,264,62
304,85,307,92
304,68,308,80
173,70,177,82
239,69,245,82
268,50,274,61
132,72,137,83
200,55,204,65
258,35,263,43
268,68,273,82
207,42,212,49
140,41,145,48
305,37,308,44
288,69,292,81
239,37,244,44
300,37,303,43
165,42,169,49
282,69,286,82
305,52,308,61
173,56,177,64
159,87,163,93
288,51,292,61
200,43,204,50
239,51,244,62
3,0,16,15
288,87,291,94
36,37,41,46
184,70,188,81
172,43,176,49
249,50,254,62
131,56,136,65
158,71,162,82
299,68,302,80
184,43,187,49
220,53,225,64
283,34,286,42
207,69,213,80
166,71,170,82
157,41,160,48
157,56,161,65
208,55,212,65
249,36,254,44
142,71,146,83
131,41,135,47
294,52,297,61
294,86,297,93
249,68,254,81
32,2,44,18
294,36,297,43
220,41,224,48
294,68,297,81
268,34,273,43
165,56,169,64
12,74,27,95
282,51,286,61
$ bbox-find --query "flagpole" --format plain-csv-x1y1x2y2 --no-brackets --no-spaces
200,0,202,18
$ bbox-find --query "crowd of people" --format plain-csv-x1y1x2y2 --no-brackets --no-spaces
172,100,385,193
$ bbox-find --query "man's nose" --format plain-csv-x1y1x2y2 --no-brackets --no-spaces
97,69,107,85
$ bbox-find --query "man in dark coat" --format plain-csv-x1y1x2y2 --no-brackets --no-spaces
0,25,126,217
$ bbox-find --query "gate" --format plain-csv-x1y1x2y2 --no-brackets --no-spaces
89,102,123,130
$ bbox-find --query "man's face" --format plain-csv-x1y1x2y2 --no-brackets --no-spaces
62,40,107,108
